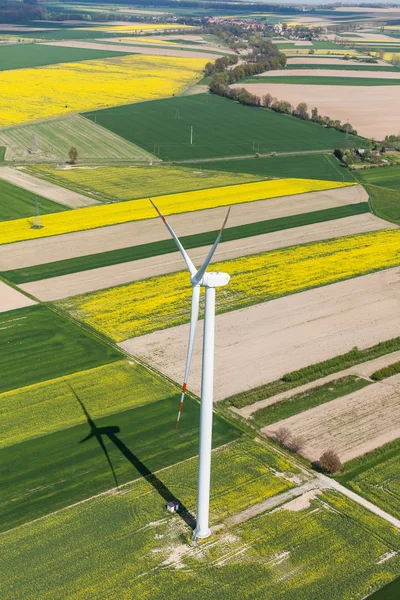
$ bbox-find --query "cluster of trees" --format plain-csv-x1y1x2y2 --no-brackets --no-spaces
273,427,342,474
0,0,44,23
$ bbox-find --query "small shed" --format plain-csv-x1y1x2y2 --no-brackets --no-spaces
166,500,180,513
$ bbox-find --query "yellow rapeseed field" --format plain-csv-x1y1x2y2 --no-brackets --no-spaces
0,54,207,127
372,51,400,62
79,24,194,32
0,178,352,245
58,228,400,341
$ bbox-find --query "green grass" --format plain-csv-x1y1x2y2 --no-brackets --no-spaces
3,203,369,285
0,360,178,448
225,338,400,409
12,29,123,40
0,42,131,71
0,395,240,531
0,115,155,163
371,361,400,380
191,154,356,182
0,305,121,394
244,75,400,85
356,165,400,191
0,146,5,161
24,163,259,202
284,63,400,71
84,93,364,161
1,485,399,599
365,184,400,224
0,178,68,221
251,376,371,428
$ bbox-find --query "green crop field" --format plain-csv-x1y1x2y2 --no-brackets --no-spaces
250,376,371,428
192,154,356,182
0,305,121,394
0,42,131,72
11,28,122,40
24,163,259,202
1,482,399,599
0,395,240,530
244,75,400,85
0,360,178,448
0,178,68,221
3,203,369,285
366,186,400,224
84,94,363,161
0,115,155,162
356,165,400,191
338,440,400,520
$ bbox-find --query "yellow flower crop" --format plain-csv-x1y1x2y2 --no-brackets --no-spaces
79,24,194,32
0,54,207,128
372,51,400,62
0,179,352,245
58,228,400,341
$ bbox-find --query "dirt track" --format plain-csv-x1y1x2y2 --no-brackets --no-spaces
21,212,391,301
119,266,400,401
265,373,400,462
0,166,99,209
231,83,400,139
0,281,36,313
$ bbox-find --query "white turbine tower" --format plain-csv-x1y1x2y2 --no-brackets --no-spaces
150,200,230,540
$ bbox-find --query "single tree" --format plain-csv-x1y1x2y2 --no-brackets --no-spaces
286,435,306,454
320,450,341,474
294,102,309,120
68,146,78,164
273,427,291,445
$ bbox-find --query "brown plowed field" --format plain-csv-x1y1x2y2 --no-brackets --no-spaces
119,267,400,401
0,281,36,313
231,83,400,139
265,374,400,462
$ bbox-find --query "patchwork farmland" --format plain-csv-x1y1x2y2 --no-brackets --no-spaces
1,8,400,600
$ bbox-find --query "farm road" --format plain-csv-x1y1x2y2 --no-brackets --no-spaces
0,167,99,209
121,267,400,400
0,186,366,270
19,213,387,301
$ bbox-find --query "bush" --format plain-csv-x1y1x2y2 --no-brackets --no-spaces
320,450,342,474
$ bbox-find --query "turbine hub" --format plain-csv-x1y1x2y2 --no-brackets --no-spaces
200,271,230,288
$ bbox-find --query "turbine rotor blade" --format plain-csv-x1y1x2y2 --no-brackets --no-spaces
192,207,231,286
149,199,196,277
176,284,200,428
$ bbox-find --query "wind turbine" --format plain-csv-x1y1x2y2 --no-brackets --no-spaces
150,200,230,540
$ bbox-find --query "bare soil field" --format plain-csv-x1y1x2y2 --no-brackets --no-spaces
265,373,400,463
119,267,400,401
258,69,400,79
20,212,390,301
231,83,400,139
286,57,387,66
44,40,224,59
0,280,36,313
0,167,99,209
0,185,367,271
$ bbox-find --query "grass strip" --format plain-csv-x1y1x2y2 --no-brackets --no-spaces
244,75,400,86
2,202,369,285
371,361,400,380
225,338,400,409
250,376,371,428
338,438,400,482
0,146,5,161
362,184,400,225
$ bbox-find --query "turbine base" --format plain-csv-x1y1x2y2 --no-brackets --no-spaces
192,527,211,542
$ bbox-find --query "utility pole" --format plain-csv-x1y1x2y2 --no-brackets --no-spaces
190,126,193,146
31,195,43,229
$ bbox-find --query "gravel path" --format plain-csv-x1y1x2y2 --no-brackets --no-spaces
0,166,99,209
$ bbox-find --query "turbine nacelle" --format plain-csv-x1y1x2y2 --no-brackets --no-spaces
193,271,230,288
